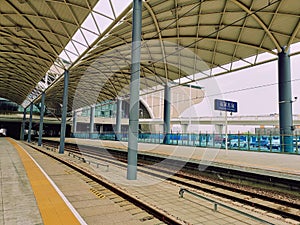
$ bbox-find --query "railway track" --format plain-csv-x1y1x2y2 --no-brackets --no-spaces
55,164,166,225
26,141,185,225
35,139,300,223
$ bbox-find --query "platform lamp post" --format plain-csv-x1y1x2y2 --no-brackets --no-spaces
20,107,27,140
59,69,69,154
224,111,234,153
27,102,33,143
225,110,228,152
127,0,142,180
163,83,171,145
89,104,95,139
38,92,45,146
214,99,237,152
72,110,77,136
115,98,122,141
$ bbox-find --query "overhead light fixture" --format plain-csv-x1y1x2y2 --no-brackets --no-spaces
171,9,176,16
171,6,182,16
215,25,225,31
18,0,28,4
16,26,22,32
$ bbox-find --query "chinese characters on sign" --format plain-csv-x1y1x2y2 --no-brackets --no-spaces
214,99,238,113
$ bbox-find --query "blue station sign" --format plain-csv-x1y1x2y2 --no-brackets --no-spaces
214,99,238,113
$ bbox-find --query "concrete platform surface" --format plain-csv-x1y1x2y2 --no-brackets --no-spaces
1,137,297,225
0,138,43,225
44,137,300,181
1,137,161,225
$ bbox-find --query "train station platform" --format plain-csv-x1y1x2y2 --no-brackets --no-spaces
0,138,43,225
44,137,300,182
1,137,87,225
1,137,159,225
1,137,298,225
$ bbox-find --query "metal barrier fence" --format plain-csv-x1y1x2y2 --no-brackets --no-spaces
72,132,300,154
178,188,274,225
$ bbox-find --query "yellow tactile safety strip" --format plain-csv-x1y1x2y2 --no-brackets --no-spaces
90,188,105,199
7,138,82,225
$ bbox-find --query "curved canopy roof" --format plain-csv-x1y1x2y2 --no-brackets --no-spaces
1,0,300,113
0,0,99,105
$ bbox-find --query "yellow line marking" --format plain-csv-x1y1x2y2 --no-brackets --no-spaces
7,138,83,225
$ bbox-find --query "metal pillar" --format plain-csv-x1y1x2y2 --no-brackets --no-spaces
20,107,26,140
278,48,293,152
59,70,69,154
215,124,224,134
127,0,142,180
27,102,33,143
38,92,45,146
115,98,122,141
225,111,228,152
163,83,171,144
89,105,95,139
181,124,188,133
72,110,77,135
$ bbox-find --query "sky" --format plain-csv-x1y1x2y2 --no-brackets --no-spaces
194,53,300,117
179,52,300,133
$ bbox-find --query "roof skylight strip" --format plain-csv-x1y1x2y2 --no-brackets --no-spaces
21,0,131,108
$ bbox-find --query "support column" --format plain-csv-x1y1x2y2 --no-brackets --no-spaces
115,98,122,141
215,124,224,134
20,107,27,140
278,48,293,152
59,70,69,154
27,102,33,143
163,83,171,144
181,124,188,133
127,0,142,180
89,105,95,139
72,110,77,135
38,92,45,146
